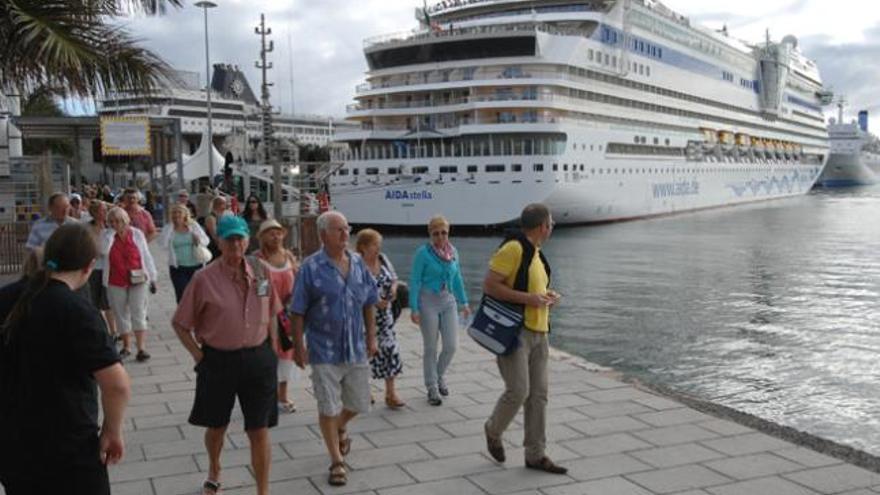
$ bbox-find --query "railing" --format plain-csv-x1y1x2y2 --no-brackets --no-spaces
349,114,563,133
0,222,30,275
355,67,598,94
348,92,547,112
364,22,587,50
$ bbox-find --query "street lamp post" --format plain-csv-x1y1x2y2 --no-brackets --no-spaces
195,1,217,184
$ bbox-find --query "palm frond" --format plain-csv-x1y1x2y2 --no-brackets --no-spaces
0,0,182,97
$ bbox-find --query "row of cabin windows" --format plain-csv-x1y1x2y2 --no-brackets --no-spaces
337,163,807,177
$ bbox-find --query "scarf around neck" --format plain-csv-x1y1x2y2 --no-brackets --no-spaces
431,241,455,262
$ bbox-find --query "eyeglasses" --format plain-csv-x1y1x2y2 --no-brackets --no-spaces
430,230,449,237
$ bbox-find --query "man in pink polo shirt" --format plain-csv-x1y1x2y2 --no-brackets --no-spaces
172,215,281,495
122,188,157,242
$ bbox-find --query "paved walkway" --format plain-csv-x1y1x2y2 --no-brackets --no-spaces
6,247,880,495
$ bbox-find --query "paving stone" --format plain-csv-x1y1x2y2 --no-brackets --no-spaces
110,456,200,483
437,417,492,437
773,448,844,468
631,443,727,468
469,467,573,494
700,433,793,456
626,464,732,494
221,478,322,495
783,464,880,494
194,444,288,471
543,477,654,495
707,476,820,495
634,395,683,411
384,407,467,428
311,464,414,494
151,466,253,495
575,401,654,419
568,416,652,436
697,420,752,437
402,453,502,482
632,424,720,446
562,453,653,481
584,388,661,403
345,444,434,470
420,433,489,457
378,477,485,495
143,437,223,459
562,433,653,457
635,408,715,427
703,453,803,480
228,424,316,448
110,479,154,495
364,425,451,447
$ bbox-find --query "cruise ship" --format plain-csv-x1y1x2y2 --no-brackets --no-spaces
329,0,832,226
817,109,880,187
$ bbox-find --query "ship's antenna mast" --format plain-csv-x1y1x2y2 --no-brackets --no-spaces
255,13,283,219
287,25,295,119
837,96,846,123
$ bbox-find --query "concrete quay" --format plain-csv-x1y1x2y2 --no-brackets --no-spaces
4,247,880,495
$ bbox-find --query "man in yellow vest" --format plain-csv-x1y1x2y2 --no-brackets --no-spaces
482,203,566,474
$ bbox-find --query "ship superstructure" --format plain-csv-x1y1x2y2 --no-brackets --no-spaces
817,108,880,187
330,0,832,226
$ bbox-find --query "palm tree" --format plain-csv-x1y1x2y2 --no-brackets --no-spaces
0,0,183,97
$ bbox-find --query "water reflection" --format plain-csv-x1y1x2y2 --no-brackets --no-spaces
380,185,880,455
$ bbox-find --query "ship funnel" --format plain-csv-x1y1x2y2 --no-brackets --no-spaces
858,110,869,132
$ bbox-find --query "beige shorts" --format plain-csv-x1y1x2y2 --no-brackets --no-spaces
310,363,370,417
106,284,149,334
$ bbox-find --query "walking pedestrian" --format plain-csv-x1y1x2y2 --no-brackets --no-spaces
482,203,566,474
241,194,269,253
254,219,299,414
159,204,210,302
177,189,198,219
121,188,158,242
355,228,405,409
290,211,378,486
409,215,470,406
172,215,281,495
103,207,158,362
0,223,131,495
25,192,76,250
86,200,118,339
204,196,228,260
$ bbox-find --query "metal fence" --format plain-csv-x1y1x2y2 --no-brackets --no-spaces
0,222,29,275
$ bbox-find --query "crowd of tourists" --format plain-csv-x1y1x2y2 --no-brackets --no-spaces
1,190,565,494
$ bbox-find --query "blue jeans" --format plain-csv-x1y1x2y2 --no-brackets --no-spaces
418,289,458,391
169,265,200,302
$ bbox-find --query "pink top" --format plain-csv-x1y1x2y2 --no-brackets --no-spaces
108,229,142,288
172,258,282,351
127,207,156,239
256,252,296,360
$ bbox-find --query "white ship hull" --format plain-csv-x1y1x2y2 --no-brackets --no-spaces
817,152,880,187
332,152,824,226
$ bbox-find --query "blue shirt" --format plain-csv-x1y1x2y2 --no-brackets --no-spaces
409,244,468,313
290,248,378,365
26,216,78,250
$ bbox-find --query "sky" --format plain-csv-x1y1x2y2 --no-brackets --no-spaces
116,0,880,130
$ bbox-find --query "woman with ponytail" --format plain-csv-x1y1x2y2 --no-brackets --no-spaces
0,223,131,495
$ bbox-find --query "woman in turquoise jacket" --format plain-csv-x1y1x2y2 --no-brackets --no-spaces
410,215,470,406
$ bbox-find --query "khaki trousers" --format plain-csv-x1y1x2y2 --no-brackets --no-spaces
485,329,549,462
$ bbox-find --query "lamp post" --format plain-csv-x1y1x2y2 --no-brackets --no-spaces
195,1,217,183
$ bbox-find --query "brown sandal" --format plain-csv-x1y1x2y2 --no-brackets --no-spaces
338,429,351,456
328,462,347,486
385,396,406,409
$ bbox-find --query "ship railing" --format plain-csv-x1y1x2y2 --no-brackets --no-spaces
355,114,563,133
357,66,609,94
347,92,559,112
364,22,579,50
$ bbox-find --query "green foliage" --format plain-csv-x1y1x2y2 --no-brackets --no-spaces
20,86,74,156
0,0,183,97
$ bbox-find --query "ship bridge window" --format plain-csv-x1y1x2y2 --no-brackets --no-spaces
352,168,359,175
533,164,544,172
485,164,505,173
412,166,429,174
386,167,399,175
552,164,558,171
366,37,537,70
365,168,379,175
337,169,349,176
563,164,569,171
439,166,458,173
511,164,522,172
467,165,478,173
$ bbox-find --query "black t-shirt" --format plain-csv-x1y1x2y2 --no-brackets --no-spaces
0,279,120,473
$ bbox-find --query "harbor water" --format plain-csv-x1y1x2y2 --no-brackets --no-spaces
380,186,880,456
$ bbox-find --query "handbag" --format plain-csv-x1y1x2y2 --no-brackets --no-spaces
467,295,523,355
277,311,294,351
193,244,213,264
129,269,147,285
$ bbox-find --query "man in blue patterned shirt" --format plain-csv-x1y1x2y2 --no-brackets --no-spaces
290,211,377,487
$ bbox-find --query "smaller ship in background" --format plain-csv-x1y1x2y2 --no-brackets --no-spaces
817,102,880,187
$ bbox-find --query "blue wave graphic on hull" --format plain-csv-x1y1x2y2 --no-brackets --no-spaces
726,170,816,197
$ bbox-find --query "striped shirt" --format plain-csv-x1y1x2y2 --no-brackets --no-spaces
26,216,79,250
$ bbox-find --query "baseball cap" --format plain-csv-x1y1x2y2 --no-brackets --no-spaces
70,193,82,203
258,219,284,237
217,215,249,239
